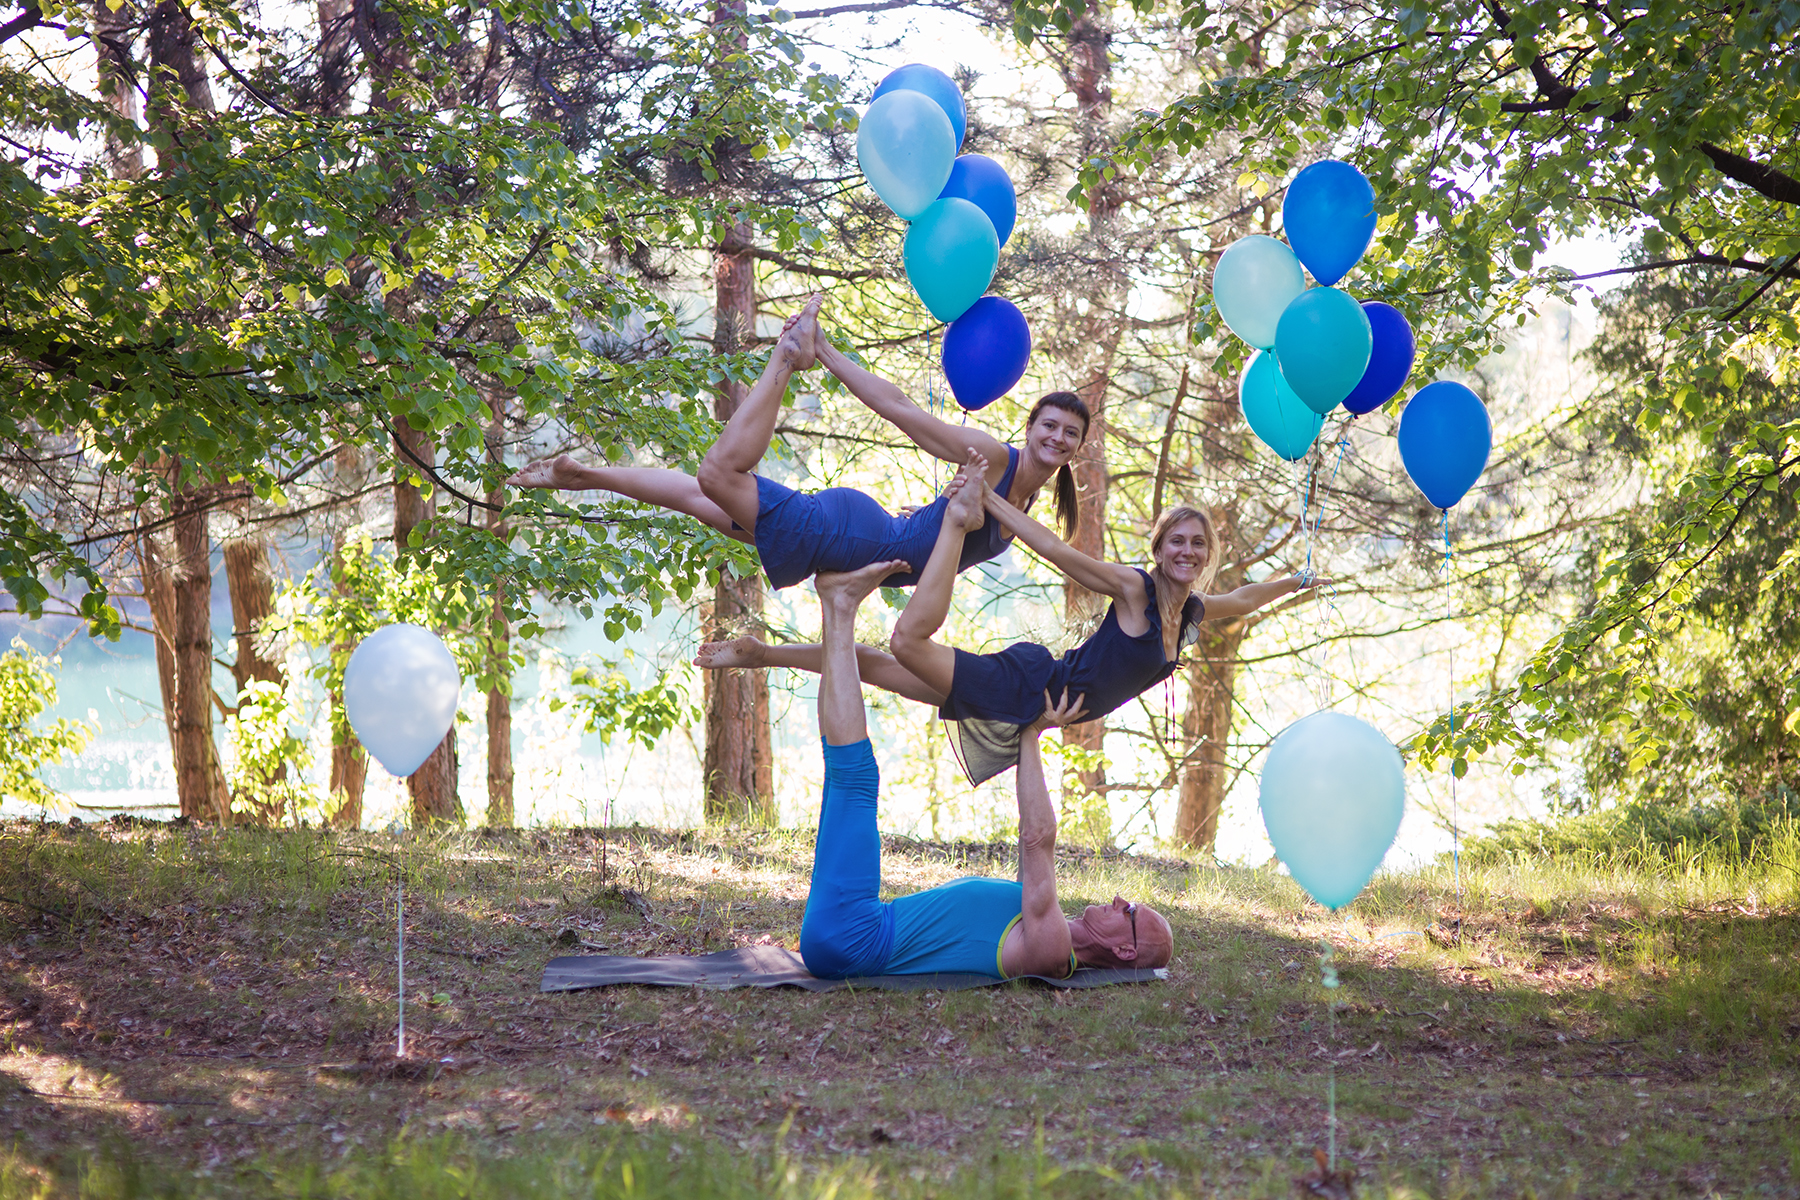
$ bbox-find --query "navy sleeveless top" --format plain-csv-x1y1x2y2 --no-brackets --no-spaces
939,569,1206,783
751,446,1023,590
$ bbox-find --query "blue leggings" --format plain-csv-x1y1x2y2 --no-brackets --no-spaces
798,739,894,979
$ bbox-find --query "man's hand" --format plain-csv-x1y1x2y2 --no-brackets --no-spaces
1027,688,1088,735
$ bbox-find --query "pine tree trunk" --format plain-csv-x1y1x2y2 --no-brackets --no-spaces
484,397,514,827
1057,0,1124,824
1174,621,1247,854
93,0,143,178
702,218,773,824
394,417,463,826
223,533,280,695
316,0,356,116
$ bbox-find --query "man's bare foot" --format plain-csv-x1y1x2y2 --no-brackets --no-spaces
775,294,822,372
816,559,909,611
943,456,988,534
695,636,768,670
507,453,586,490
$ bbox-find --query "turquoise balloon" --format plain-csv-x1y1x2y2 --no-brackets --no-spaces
1239,350,1322,462
1274,287,1368,415
857,90,956,220
1275,287,1372,414
1212,235,1305,350
1259,711,1405,911
903,197,999,322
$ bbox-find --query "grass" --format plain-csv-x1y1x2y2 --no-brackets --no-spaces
0,817,1796,1198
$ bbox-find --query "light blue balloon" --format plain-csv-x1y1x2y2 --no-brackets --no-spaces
343,623,461,777
1239,349,1323,462
1274,286,1373,414
903,197,999,322
857,90,956,220
1213,235,1306,350
1260,711,1405,911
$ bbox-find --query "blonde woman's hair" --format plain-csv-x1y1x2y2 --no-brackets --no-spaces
1148,505,1221,594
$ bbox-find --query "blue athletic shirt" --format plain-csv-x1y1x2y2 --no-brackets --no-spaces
884,876,1034,978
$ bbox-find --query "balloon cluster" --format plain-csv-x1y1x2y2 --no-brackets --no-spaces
1216,160,1492,511
858,64,1028,412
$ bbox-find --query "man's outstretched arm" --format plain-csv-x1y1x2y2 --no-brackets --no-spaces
1001,691,1086,978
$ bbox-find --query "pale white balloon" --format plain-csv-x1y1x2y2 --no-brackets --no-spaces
343,623,461,777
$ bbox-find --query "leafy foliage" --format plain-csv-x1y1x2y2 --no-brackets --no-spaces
0,638,95,809
224,679,317,825
554,658,701,751
1465,788,1800,868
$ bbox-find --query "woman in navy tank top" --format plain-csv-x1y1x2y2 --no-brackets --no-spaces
508,297,1091,589
699,456,1326,782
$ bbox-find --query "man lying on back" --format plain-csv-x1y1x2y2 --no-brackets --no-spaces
795,556,1173,981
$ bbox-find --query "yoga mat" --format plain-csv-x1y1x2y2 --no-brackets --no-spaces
540,945,1167,993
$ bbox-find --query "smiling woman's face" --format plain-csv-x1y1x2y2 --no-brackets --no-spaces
1153,516,1210,587
1025,405,1086,469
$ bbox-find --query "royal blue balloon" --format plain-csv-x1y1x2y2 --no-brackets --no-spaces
1397,381,1492,509
1212,235,1306,350
1260,711,1405,911
1239,350,1323,462
1282,160,1377,286
903,197,999,323
1274,286,1372,414
871,63,966,150
937,154,1017,247
1341,302,1415,415
942,297,1031,411
857,90,956,220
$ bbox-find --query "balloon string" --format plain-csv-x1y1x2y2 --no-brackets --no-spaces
396,878,406,1059
1443,508,1461,911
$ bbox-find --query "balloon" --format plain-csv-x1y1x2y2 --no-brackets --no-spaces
857,90,956,219
1397,380,1492,509
1212,235,1305,350
871,63,966,150
942,296,1031,411
1259,711,1405,911
903,197,999,322
343,623,461,777
1341,301,1415,415
1282,159,1377,286
1239,350,1323,462
1274,286,1372,414
937,154,1017,247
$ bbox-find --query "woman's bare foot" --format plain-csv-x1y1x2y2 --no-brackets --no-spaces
695,636,768,670
816,558,910,613
507,453,586,490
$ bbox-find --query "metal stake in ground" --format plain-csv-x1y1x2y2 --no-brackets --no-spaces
397,878,405,1058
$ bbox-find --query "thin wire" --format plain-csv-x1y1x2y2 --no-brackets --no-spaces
1443,508,1462,909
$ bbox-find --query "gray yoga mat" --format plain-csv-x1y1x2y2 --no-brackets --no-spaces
540,945,1167,993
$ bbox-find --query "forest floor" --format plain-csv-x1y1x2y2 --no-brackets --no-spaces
1,818,1796,1198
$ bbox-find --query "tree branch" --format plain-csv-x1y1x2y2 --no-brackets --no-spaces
1697,142,1800,207
0,4,40,44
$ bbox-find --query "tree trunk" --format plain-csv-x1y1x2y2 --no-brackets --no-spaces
171,483,228,822
316,0,356,116
93,0,144,178
145,0,214,134
1174,620,1247,854
223,532,280,696
1057,0,1124,817
394,417,463,826
135,528,183,787
702,218,773,824
484,397,514,828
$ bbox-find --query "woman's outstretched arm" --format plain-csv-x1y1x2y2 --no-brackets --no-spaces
1201,575,1329,620
814,338,1012,489
979,475,1142,606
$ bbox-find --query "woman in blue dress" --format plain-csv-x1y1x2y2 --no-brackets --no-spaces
699,456,1325,782
508,296,1092,588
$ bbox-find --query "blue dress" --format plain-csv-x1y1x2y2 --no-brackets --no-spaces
751,447,1022,589
939,569,1206,784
